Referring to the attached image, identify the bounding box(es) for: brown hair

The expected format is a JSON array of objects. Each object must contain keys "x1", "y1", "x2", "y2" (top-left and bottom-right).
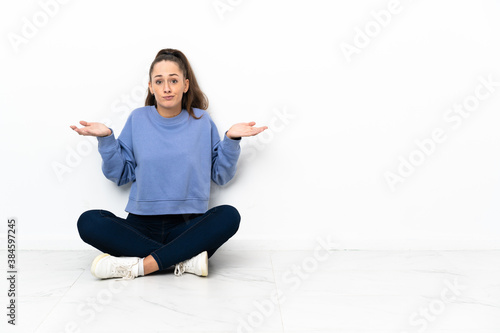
[{"x1": 145, "y1": 49, "x2": 208, "y2": 119}]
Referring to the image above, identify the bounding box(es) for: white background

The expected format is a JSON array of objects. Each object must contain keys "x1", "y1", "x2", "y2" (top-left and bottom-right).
[{"x1": 1, "y1": 0, "x2": 500, "y2": 250}]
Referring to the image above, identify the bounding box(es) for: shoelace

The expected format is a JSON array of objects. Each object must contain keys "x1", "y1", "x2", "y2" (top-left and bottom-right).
[
  {"x1": 112, "y1": 262, "x2": 137, "y2": 280},
  {"x1": 174, "y1": 262, "x2": 186, "y2": 276}
]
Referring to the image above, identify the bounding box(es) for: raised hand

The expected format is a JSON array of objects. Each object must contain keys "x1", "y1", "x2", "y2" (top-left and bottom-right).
[
  {"x1": 226, "y1": 122, "x2": 268, "y2": 140},
  {"x1": 70, "y1": 121, "x2": 112, "y2": 137}
]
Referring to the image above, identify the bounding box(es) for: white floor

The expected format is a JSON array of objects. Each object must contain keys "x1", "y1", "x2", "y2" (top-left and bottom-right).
[{"x1": 1, "y1": 249, "x2": 500, "y2": 333}]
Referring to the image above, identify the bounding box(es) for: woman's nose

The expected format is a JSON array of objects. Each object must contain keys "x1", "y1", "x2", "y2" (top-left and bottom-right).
[{"x1": 163, "y1": 83, "x2": 171, "y2": 93}]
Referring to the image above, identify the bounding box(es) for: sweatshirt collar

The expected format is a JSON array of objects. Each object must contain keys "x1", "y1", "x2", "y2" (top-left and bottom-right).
[{"x1": 150, "y1": 105, "x2": 189, "y2": 126}]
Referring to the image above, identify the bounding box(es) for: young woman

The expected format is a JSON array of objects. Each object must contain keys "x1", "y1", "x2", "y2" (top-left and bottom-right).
[{"x1": 71, "y1": 49, "x2": 267, "y2": 280}]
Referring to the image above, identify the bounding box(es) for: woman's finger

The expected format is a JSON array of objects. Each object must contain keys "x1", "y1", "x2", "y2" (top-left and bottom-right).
[{"x1": 254, "y1": 126, "x2": 268, "y2": 133}]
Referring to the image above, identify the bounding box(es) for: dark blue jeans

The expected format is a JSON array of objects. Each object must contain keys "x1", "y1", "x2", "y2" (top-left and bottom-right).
[{"x1": 77, "y1": 205, "x2": 240, "y2": 271}]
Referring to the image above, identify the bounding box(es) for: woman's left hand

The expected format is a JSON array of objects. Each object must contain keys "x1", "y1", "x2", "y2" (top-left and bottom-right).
[{"x1": 226, "y1": 122, "x2": 268, "y2": 140}]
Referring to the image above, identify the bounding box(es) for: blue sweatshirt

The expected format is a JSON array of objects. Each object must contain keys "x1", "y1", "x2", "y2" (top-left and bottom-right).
[{"x1": 96, "y1": 106, "x2": 241, "y2": 215}]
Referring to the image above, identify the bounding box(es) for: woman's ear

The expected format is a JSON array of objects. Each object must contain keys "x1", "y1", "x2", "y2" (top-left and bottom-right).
[
  {"x1": 184, "y1": 79, "x2": 189, "y2": 93},
  {"x1": 148, "y1": 81, "x2": 154, "y2": 95}
]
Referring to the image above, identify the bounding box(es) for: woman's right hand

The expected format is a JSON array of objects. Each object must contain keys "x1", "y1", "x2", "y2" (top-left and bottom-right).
[{"x1": 70, "y1": 121, "x2": 112, "y2": 137}]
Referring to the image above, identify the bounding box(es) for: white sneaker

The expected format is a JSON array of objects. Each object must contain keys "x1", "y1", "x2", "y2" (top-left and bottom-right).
[
  {"x1": 174, "y1": 251, "x2": 208, "y2": 277},
  {"x1": 91, "y1": 253, "x2": 140, "y2": 280}
]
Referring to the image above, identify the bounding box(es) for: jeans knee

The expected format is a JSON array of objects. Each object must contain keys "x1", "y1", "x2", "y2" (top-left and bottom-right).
[
  {"x1": 219, "y1": 205, "x2": 240, "y2": 235},
  {"x1": 77, "y1": 210, "x2": 99, "y2": 241}
]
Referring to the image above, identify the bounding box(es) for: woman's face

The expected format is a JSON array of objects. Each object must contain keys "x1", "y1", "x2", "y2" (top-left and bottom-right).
[{"x1": 149, "y1": 60, "x2": 189, "y2": 115}]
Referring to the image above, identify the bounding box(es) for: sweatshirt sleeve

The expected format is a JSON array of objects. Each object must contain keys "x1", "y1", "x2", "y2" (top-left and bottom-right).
[
  {"x1": 210, "y1": 120, "x2": 241, "y2": 185},
  {"x1": 96, "y1": 116, "x2": 136, "y2": 186}
]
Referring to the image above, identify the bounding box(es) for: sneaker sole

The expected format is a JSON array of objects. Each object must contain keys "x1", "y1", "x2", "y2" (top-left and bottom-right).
[
  {"x1": 91, "y1": 253, "x2": 110, "y2": 278},
  {"x1": 200, "y1": 251, "x2": 208, "y2": 277}
]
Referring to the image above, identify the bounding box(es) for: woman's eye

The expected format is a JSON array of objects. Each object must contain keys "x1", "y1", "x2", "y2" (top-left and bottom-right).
[
  {"x1": 171, "y1": 80, "x2": 178, "y2": 84},
  {"x1": 155, "y1": 80, "x2": 162, "y2": 85}
]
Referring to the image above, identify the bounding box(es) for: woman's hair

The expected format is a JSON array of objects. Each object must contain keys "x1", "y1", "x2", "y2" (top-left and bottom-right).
[{"x1": 145, "y1": 48, "x2": 208, "y2": 119}]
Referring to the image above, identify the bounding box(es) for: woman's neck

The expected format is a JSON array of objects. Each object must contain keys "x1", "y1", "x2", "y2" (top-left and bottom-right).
[{"x1": 157, "y1": 105, "x2": 182, "y2": 118}]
